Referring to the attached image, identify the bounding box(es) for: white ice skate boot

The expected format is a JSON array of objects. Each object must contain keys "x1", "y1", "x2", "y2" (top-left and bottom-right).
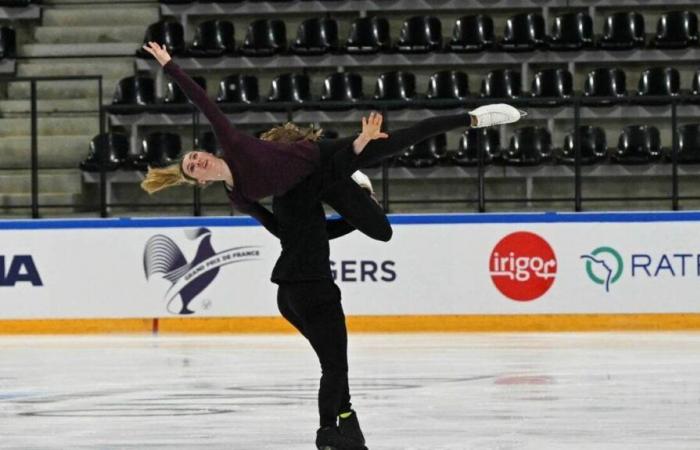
[{"x1": 469, "y1": 103, "x2": 527, "y2": 128}]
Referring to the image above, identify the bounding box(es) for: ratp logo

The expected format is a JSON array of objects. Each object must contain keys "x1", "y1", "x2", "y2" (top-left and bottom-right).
[{"x1": 580, "y1": 246, "x2": 623, "y2": 293}]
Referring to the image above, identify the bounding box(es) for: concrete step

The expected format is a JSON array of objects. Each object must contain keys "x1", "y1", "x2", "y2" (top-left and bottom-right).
[
  {"x1": 0, "y1": 98, "x2": 106, "y2": 114},
  {"x1": 0, "y1": 192, "x2": 81, "y2": 209},
  {"x1": 19, "y1": 43, "x2": 140, "y2": 58},
  {"x1": 34, "y1": 26, "x2": 147, "y2": 45},
  {"x1": 16, "y1": 58, "x2": 133, "y2": 78},
  {"x1": 0, "y1": 169, "x2": 83, "y2": 194},
  {"x1": 42, "y1": 6, "x2": 158, "y2": 27},
  {"x1": 7, "y1": 77, "x2": 121, "y2": 101},
  {"x1": 0, "y1": 135, "x2": 94, "y2": 169},
  {"x1": 0, "y1": 116, "x2": 99, "y2": 137}
]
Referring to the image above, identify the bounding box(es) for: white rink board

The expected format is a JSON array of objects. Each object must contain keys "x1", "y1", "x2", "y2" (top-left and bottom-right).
[{"x1": 1, "y1": 212, "x2": 700, "y2": 319}]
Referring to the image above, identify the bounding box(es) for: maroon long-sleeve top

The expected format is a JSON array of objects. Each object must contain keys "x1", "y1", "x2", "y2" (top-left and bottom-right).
[{"x1": 163, "y1": 61, "x2": 320, "y2": 210}]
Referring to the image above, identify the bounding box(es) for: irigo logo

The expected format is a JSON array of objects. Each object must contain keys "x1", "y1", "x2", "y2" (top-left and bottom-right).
[{"x1": 489, "y1": 231, "x2": 557, "y2": 301}]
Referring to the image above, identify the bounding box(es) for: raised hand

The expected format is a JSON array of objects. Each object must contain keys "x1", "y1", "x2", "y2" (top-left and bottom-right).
[
  {"x1": 141, "y1": 41, "x2": 172, "y2": 66},
  {"x1": 353, "y1": 112, "x2": 389, "y2": 155}
]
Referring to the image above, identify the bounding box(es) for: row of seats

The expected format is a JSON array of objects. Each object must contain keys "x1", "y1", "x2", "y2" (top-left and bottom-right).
[
  {"x1": 0, "y1": 26, "x2": 16, "y2": 60},
  {"x1": 79, "y1": 124, "x2": 700, "y2": 173},
  {"x1": 0, "y1": 1, "x2": 35, "y2": 6},
  {"x1": 111, "y1": 67, "x2": 700, "y2": 113},
  {"x1": 138, "y1": 11, "x2": 700, "y2": 57}
]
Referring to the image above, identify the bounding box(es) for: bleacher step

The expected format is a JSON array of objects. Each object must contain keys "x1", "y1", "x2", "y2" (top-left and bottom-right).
[
  {"x1": 0, "y1": 116, "x2": 98, "y2": 138},
  {"x1": 34, "y1": 26, "x2": 148, "y2": 45},
  {"x1": 42, "y1": 6, "x2": 158, "y2": 27},
  {"x1": 7, "y1": 77, "x2": 122, "y2": 101},
  {"x1": 0, "y1": 169, "x2": 83, "y2": 194},
  {"x1": 0, "y1": 135, "x2": 95, "y2": 169},
  {"x1": 19, "y1": 43, "x2": 140, "y2": 58}
]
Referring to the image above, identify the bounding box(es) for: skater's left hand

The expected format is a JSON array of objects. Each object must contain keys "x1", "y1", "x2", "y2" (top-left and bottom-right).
[
  {"x1": 353, "y1": 112, "x2": 389, "y2": 155},
  {"x1": 142, "y1": 41, "x2": 172, "y2": 66}
]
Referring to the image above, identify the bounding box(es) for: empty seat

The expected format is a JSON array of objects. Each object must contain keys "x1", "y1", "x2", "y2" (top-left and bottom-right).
[
  {"x1": 80, "y1": 133, "x2": 130, "y2": 172},
  {"x1": 599, "y1": 12, "x2": 645, "y2": 50},
  {"x1": 448, "y1": 15, "x2": 495, "y2": 52},
  {"x1": 613, "y1": 125, "x2": 663, "y2": 164},
  {"x1": 556, "y1": 126, "x2": 608, "y2": 165},
  {"x1": 0, "y1": 26, "x2": 16, "y2": 59},
  {"x1": 188, "y1": 19, "x2": 235, "y2": 57},
  {"x1": 547, "y1": 12, "x2": 594, "y2": 50},
  {"x1": 502, "y1": 127, "x2": 552, "y2": 166},
  {"x1": 111, "y1": 76, "x2": 156, "y2": 113},
  {"x1": 675, "y1": 124, "x2": 700, "y2": 163},
  {"x1": 0, "y1": 0, "x2": 32, "y2": 6},
  {"x1": 500, "y1": 12, "x2": 545, "y2": 51},
  {"x1": 481, "y1": 69, "x2": 522, "y2": 99},
  {"x1": 373, "y1": 71, "x2": 418, "y2": 108},
  {"x1": 690, "y1": 70, "x2": 700, "y2": 99},
  {"x1": 426, "y1": 70, "x2": 469, "y2": 107},
  {"x1": 241, "y1": 19, "x2": 286, "y2": 56},
  {"x1": 132, "y1": 132, "x2": 183, "y2": 170},
  {"x1": 345, "y1": 16, "x2": 391, "y2": 54},
  {"x1": 396, "y1": 16, "x2": 442, "y2": 53},
  {"x1": 320, "y1": 72, "x2": 364, "y2": 109},
  {"x1": 637, "y1": 67, "x2": 680, "y2": 103},
  {"x1": 401, "y1": 134, "x2": 447, "y2": 168},
  {"x1": 291, "y1": 17, "x2": 339, "y2": 55},
  {"x1": 136, "y1": 21, "x2": 185, "y2": 57},
  {"x1": 583, "y1": 68, "x2": 627, "y2": 105},
  {"x1": 216, "y1": 74, "x2": 259, "y2": 105},
  {"x1": 531, "y1": 68, "x2": 573, "y2": 104},
  {"x1": 451, "y1": 128, "x2": 500, "y2": 166},
  {"x1": 267, "y1": 73, "x2": 311, "y2": 106},
  {"x1": 198, "y1": 131, "x2": 221, "y2": 156},
  {"x1": 163, "y1": 75, "x2": 206, "y2": 106},
  {"x1": 652, "y1": 11, "x2": 698, "y2": 49}
]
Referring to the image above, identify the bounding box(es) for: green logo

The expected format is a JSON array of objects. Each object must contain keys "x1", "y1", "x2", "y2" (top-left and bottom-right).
[{"x1": 580, "y1": 246, "x2": 623, "y2": 293}]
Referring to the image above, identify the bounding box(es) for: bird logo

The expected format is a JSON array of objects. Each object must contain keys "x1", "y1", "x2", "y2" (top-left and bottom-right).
[
  {"x1": 580, "y1": 246, "x2": 623, "y2": 293},
  {"x1": 143, "y1": 228, "x2": 261, "y2": 314}
]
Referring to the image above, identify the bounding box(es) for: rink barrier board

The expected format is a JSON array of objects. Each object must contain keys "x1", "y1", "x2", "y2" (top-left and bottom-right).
[{"x1": 2, "y1": 314, "x2": 700, "y2": 334}]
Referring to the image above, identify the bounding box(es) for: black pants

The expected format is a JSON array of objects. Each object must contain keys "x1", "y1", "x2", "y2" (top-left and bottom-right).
[{"x1": 277, "y1": 279, "x2": 351, "y2": 428}]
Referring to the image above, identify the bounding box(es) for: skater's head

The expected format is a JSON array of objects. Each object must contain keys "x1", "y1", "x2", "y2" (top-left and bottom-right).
[
  {"x1": 141, "y1": 151, "x2": 225, "y2": 194},
  {"x1": 260, "y1": 122, "x2": 323, "y2": 143}
]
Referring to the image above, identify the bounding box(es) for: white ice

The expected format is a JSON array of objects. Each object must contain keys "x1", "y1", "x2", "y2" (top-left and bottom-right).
[{"x1": 1, "y1": 333, "x2": 700, "y2": 449}]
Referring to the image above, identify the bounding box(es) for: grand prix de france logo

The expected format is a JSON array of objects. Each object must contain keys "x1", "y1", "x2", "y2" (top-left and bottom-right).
[
  {"x1": 489, "y1": 231, "x2": 557, "y2": 302},
  {"x1": 580, "y1": 246, "x2": 623, "y2": 293},
  {"x1": 143, "y1": 227, "x2": 261, "y2": 315}
]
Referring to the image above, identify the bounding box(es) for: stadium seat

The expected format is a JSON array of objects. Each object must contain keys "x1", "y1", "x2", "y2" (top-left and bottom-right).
[
  {"x1": 216, "y1": 74, "x2": 259, "y2": 105},
  {"x1": 425, "y1": 70, "x2": 470, "y2": 108},
  {"x1": 345, "y1": 16, "x2": 391, "y2": 54},
  {"x1": 241, "y1": 19, "x2": 286, "y2": 56},
  {"x1": 136, "y1": 21, "x2": 185, "y2": 57},
  {"x1": 448, "y1": 15, "x2": 494, "y2": 52},
  {"x1": 637, "y1": 67, "x2": 680, "y2": 103},
  {"x1": 133, "y1": 132, "x2": 183, "y2": 170},
  {"x1": 583, "y1": 68, "x2": 627, "y2": 105},
  {"x1": 373, "y1": 71, "x2": 418, "y2": 108},
  {"x1": 111, "y1": 76, "x2": 156, "y2": 113},
  {"x1": 267, "y1": 73, "x2": 311, "y2": 107},
  {"x1": 291, "y1": 17, "x2": 339, "y2": 55},
  {"x1": 451, "y1": 128, "x2": 500, "y2": 166},
  {"x1": 500, "y1": 12, "x2": 545, "y2": 51},
  {"x1": 481, "y1": 69, "x2": 522, "y2": 99},
  {"x1": 556, "y1": 126, "x2": 608, "y2": 165},
  {"x1": 0, "y1": 0, "x2": 32, "y2": 7},
  {"x1": 531, "y1": 68, "x2": 573, "y2": 104},
  {"x1": 652, "y1": 11, "x2": 698, "y2": 49},
  {"x1": 502, "y1": 127, "x2": 552, "y2": 166},
  {"x1": 401, "y1": 134, "x2": 447, "y2": 168},
  {"x1": 547, "y1": 12, "x2": 594, "y2": 50},
  {"x1": 613, "y1": 125, "x2": 663, "y2": 164},
  {"x1": 320, "y1": 72, "x2": 364, "y2": 109},
  {"x1": 198, "y1": 131, "x2": 220, "y2": 156},
  {"x1": 675, "y1": 124, "x2": 700, "y2": 163},
  {"x1": 163, "y1": 75, "x2": 206, "y2": 106},
  {"x1": 0, "y1": 26, "x2": 16, "y2": 59},
  {"x1": 599, "y1": 12, "x2": 645, "y2": 50},
  {"x1": 396, "y1": 16, "x2": 442, "y2": 53},
  {"x1": 188, "y1": 20, "x2": 236, "y2": 57},
  {"x1": 79, "y1": 133, "x2": 130, "y2": 172}
]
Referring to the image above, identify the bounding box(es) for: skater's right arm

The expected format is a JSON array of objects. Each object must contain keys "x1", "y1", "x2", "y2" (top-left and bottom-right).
[{"x1": 238, "y1": 202, "x2": 280, "y2": 238}]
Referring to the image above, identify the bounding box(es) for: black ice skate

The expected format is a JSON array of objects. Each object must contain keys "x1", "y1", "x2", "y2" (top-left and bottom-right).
[
  {"x1": 338, "y1": 410, "x2": 365, "y2": 445},
  {"x1": 316, "y1": 426, "x2": 368, "y2": 450}
]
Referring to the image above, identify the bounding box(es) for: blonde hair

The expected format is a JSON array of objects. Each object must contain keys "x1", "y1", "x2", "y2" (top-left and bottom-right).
[
  {"x1": 141, "y1": 158, "x2": 197, "y2": 195},
  {"x1": 260, "y1": 122, "x2": 323, "y2": 143}
]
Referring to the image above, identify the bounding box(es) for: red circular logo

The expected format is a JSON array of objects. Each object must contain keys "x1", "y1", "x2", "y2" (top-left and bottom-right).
[{"x1": 489, "y1": 231, "x2": 557, "y2": 301}]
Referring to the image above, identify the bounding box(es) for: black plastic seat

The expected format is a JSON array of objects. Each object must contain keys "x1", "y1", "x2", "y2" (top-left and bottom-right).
[
  {"x1": 241, "y1": 19, "x2": 286, "y2": 56},
  {"x1": 291, "y1": 17, "x2": 339, "y2": 55},
  {"x1": 531, "y1": 68, "x2": 573, "y2": 104},
  {"x1": 373, "y1": 71, "x2": 418, "y2": 108},
  {"x1": 396, "y1": 16, "x2": 442, "y2": 53},
  {"x1": 500, "y1": 12, "x2": 545, "y2": 51},
  {"x1": 481, "y1": 69, "x2": 522, "y2": 99},
  {"x1": 599, "y1": 12, "x2": 645, "y2": 50},
  {"x1": 451, "y1": 128, "x2": 500, "y2": 166},
  {"x1": 320, "y1": 72, "x2": 364, "y2": 109},
  {"x1": 426, "y1": 70, "x2": 469, "y2": 108},
  {"x1": 216, "y1": 74, "x2": 259, "y2": 105},
  {"x1": 188, "y1": 19, "x2": 235, "y2": 57},
  {"x1": 613, "y1": 125, "x2": 663, "y2": 164},
  {"x1": 401, "y1": 134, "x2": 447, "y2": 168},
  {"x1": 583, "y1": 68, "x2": 627, "y2": 105},
  {"x1": 502, "y1": 127, "x2": 552, "y2": 166},
  {"x1": 0, "y1": 1, "x2": 32, "y2": 6},
  {"x1": 637, "y1": 67, "x2": 680, "y2": 104},
  {"x1": 652, "y1": 11, "x2": 698, "y2": 49},
  {"x1": 556, "y1": 126, "x2": 607, "y2": 165},
  {"x1": 199, "y1": 131, "x2": 221, "y2": 156},
  {"x1": 80, "y1": 133, "x2": 130, "y2": 172},
  {"x1": 690, "y1": 70, "x2": 700, "y2": 101},
  {"x1": 345, "y1": 16, "x2": 391, "y2": 54},
  {"x1": 162, "y1": 75, "x2": 206, "y2": 110},
  {"x1": 675, "y1": 124, "x2": 700, "y2": 163},
  {"x1": 132, "y1": 132, "x2": 183, "y2": 170},
  {"x1": 267, "y1": 73, "x2": 311, "y2": 108},
  {"x1": 111, "y1": 76, "x2": 156, "y2": 113},
  {"x1": 547, "y1": 12, "x2": 594, "y2": 50},
  {"x1": 0, "y1": 26, "x2": 16, "y2": 59},
  {"x1": 448, "y1": 15, "x2": 494, "y2": 52},
  {"x1": 136, "y1": 21, "x2": 185, "y2": 57}
]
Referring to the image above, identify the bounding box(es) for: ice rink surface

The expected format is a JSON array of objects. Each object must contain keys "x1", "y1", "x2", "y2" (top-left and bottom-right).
[{"x1": 1, "y1": 332, "x2": 700, "y2": 450}]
